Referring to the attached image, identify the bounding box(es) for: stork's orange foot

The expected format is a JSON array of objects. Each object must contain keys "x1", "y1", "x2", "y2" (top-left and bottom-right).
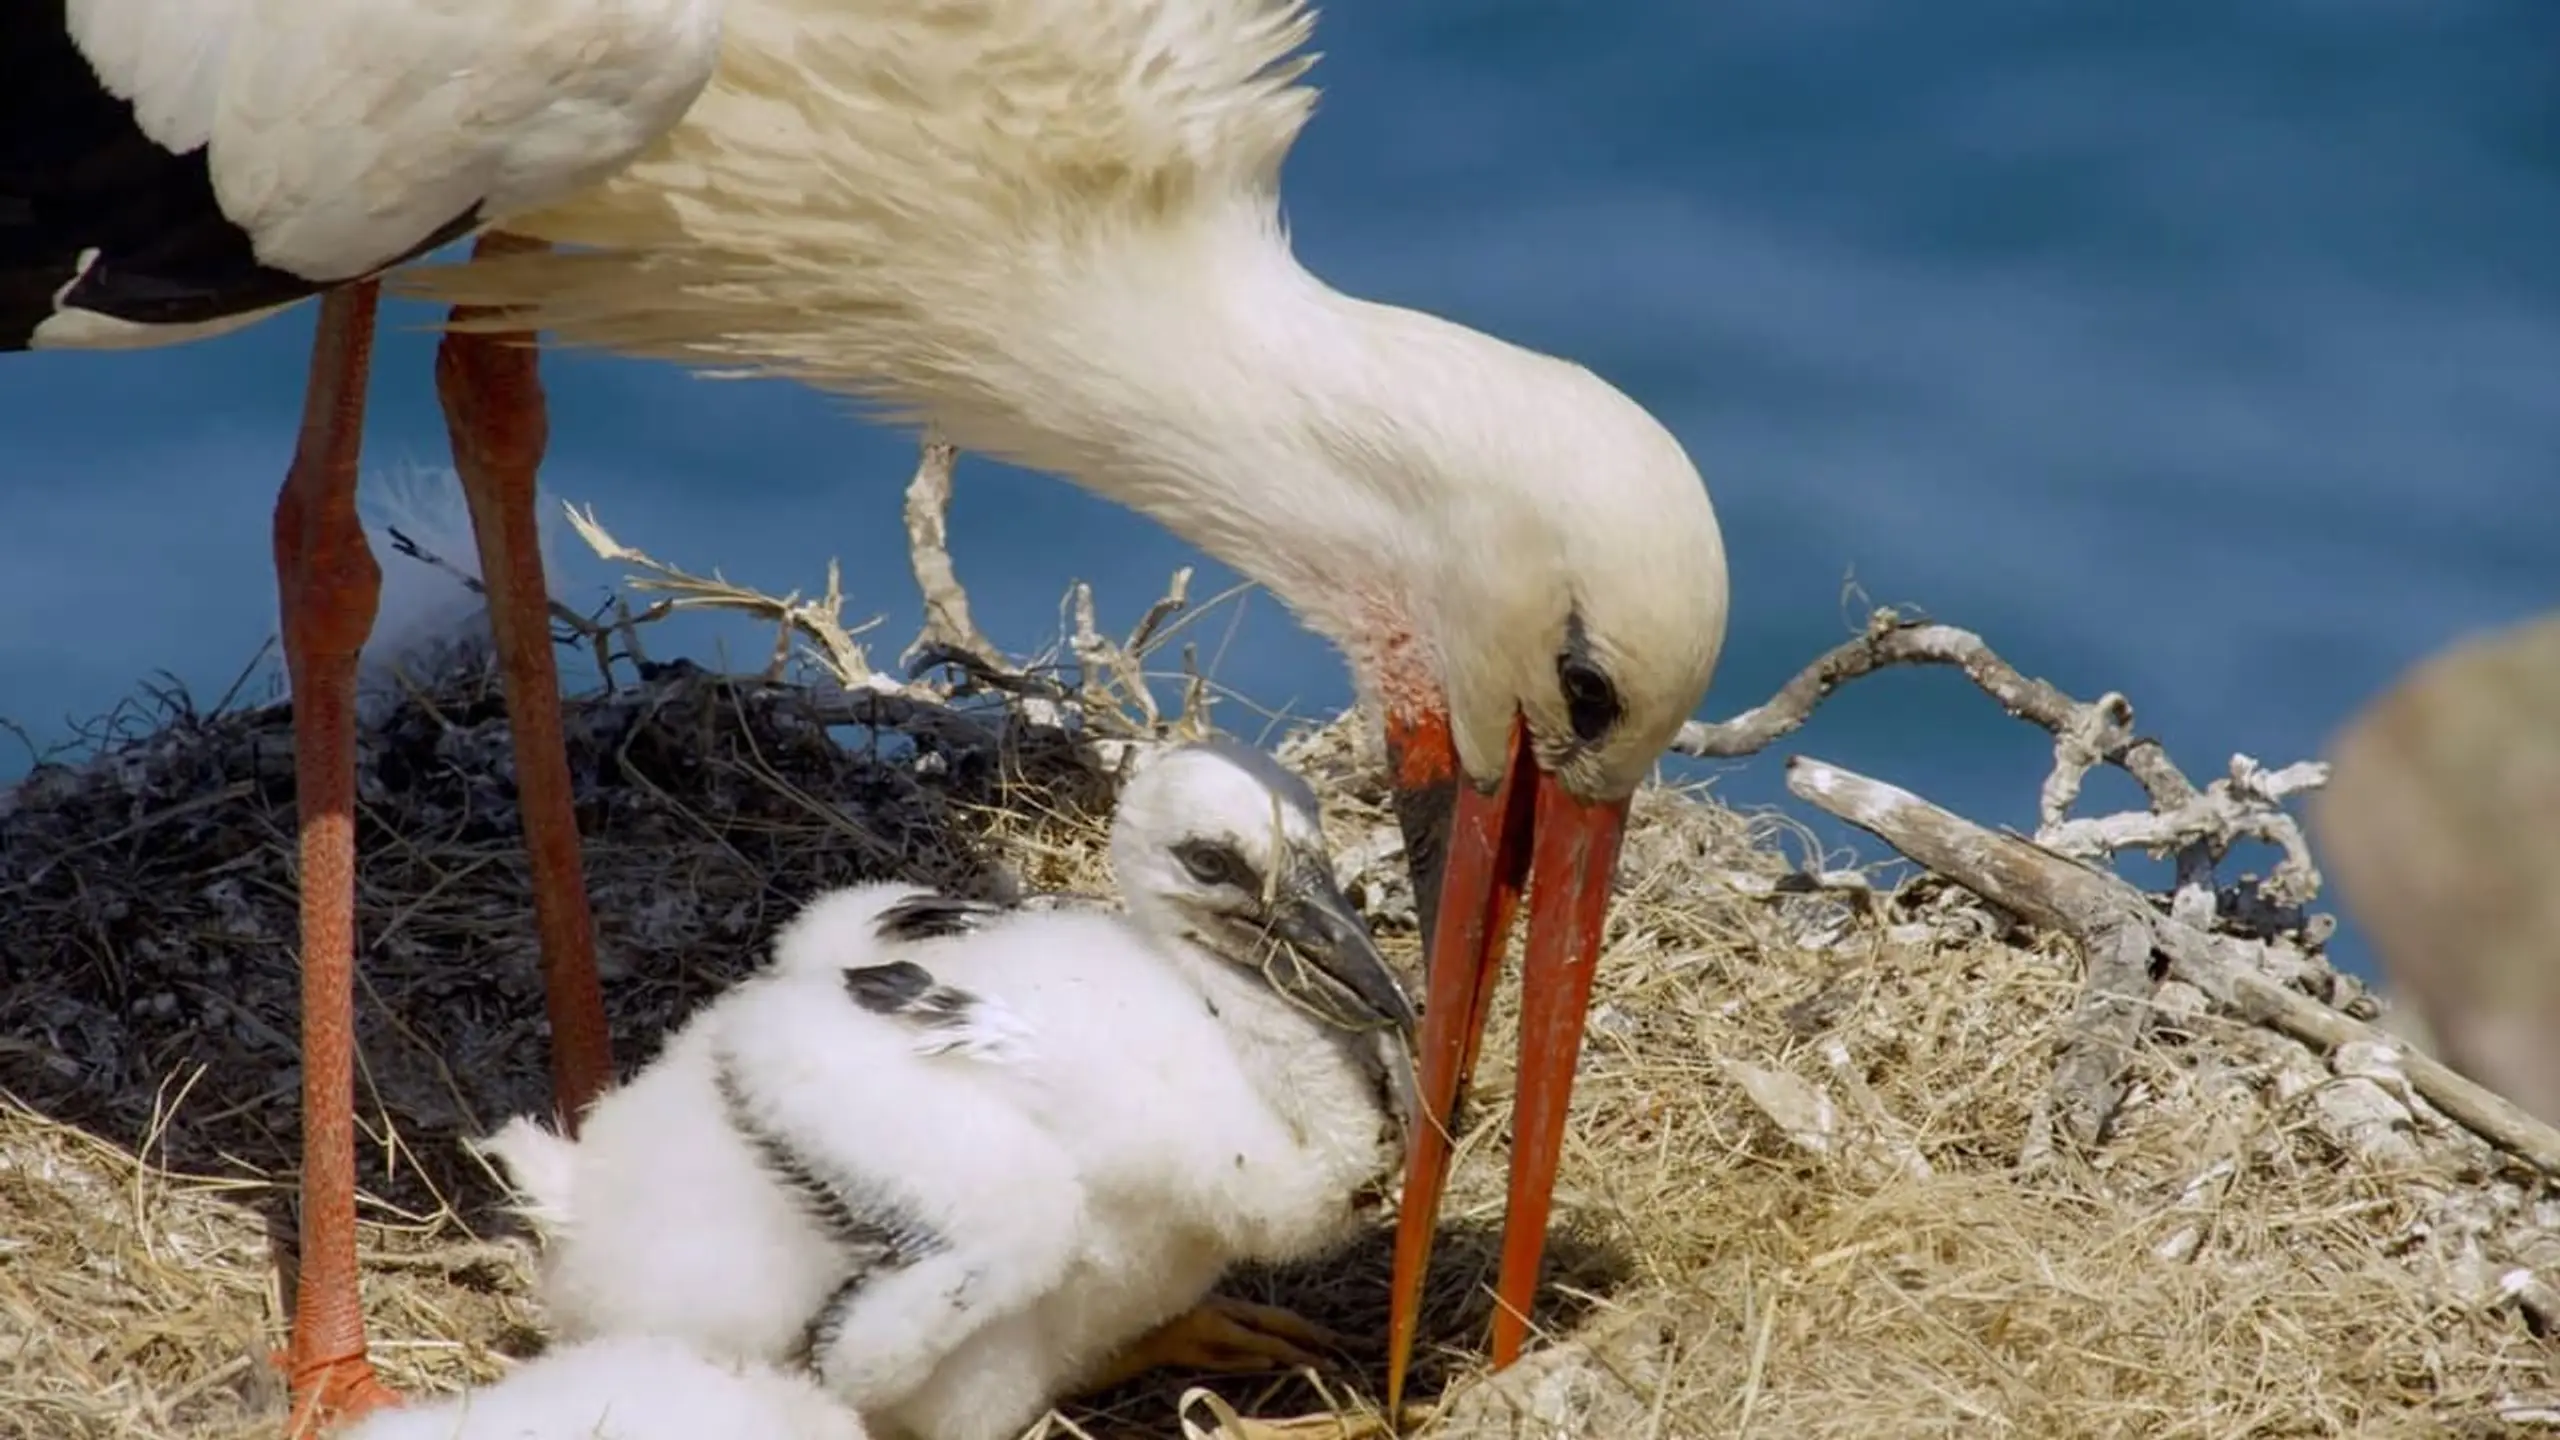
[
  {"x1": 277, "y1": 1346, "x2": 400, "y2": 1438},
  {"x1": 1083, "y1": 1296, "x2": 1345, "y2": 1391}
]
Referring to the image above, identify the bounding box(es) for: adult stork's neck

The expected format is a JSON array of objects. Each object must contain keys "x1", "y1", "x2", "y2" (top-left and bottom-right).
[{"x1": 916, "y1": 209, "x2": 1458, "y2": 722}]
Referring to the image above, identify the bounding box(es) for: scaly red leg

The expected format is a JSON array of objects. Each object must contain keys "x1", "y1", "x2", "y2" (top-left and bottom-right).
[
  {"x1": 274, "y1": 282, "x2": 400, "y2": 1435},
  {"x1": 435, "y1": 232, "x2": 614, "y2": 1131}
]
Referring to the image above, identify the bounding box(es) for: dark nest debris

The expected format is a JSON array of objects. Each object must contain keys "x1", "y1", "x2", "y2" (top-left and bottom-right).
[
  {"x1": 7, "y1": 630, "x2": 2560, "y2": 1439},
  {"x1": 0, "y1": 655, "x2": 1113, "y2": 1223}
]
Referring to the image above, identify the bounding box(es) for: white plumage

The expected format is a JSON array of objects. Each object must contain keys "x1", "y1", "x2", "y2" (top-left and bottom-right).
[
  {"x1": 27, "y1": 0, "x2": 722, "y2": 347},
  {"x1": 405, "y1": 4, "x2": 1733, "y2": 1395},
  {"x1": 333, "y1": 1335, "x2": 869, "y2": 1440},
  {"x1": 75, "y1": 0, "x2": 720, "y2": 270},
  {"x1": 479, "y1": 740, "x2": 1417, "y2": 1440},
  {"x1": 412, "y1": 0, "x2": 1731, "y2": 795},
  {"x1": 19, "y1": 0, "x2": 1738, "y2": 1408}
]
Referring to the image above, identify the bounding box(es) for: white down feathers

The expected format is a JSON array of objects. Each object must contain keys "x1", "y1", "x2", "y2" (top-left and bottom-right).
[{"x1": 334, "y1": 1334, "x2": 869, "y2": 1440}]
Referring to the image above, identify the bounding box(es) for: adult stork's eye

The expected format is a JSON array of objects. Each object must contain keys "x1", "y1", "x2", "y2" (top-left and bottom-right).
[
  {"x1": 1557, "y1": 654, "x2": 1622, "y2": 744},
  {"x1": 1174, "y1": 839, "x2": 1254, "y2": 891}
]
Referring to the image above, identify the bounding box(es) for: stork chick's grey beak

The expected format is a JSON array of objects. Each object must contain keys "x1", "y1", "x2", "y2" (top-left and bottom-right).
[{"x1": 1266, "y1": 858, "x2": 1418, "y2": 1035}]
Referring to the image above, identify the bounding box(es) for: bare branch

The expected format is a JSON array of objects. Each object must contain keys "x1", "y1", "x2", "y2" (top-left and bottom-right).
[
  {"x1": 2039, "y1": 754, "x2": 2330, "y2": 908},
  {"x1": 898, "y1": 432, "x2": 1001, "y2": 668},
  {"x1": 889, "y1": 434, "x2": 1114, "y2": 735},
  {"x1": 1124, "y1": 575, "x2": 1193, "y2": 660},
  {"x1": 1676, "y1": 610, "x2": 2202, "y2": 812},
  {"x1": 1675, "y1": 608, "x2": 2335, "y2": 948},
  {"x1": 1069, "y1": 581, "x2": 1115, "y2": 717},
  {"x1": 1060, "y1": 569, "x2": 1196, "y2": 735},
  {"x1": 2038, "y1": 690, "x2": 2134, "y2": 831},
  {"x1": 562, "y1": 503, "x2": 884, "y2": 689},
  {"x1": 1777, "y1": 752, "x2": 2156, "y2": 1158},
  {"x1": 1785, "y1": 755, "x2": 2560, "y2": 1177},
  {"x1": 553, "y1": 448, "x2": 1200, "y2": 750}
]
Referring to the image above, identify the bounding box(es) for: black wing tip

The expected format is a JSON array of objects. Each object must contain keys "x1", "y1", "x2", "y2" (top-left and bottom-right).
[
  {"x1": 840, "y1": 960, "x2": 979, "y2": 1033},
  {"x1": 0, "y1": 4, "x2": 494, "y2": 353},
  {"x1": 871, "y1": 894, "x2": 1009, "y2": 946}
]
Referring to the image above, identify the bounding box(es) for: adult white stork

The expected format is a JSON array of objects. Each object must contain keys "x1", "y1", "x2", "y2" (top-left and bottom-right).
[
  {"x1": 2, "y1": 0, "x2": 719, "y2": 1430},
  {"x1": 9, "y1": 0, "x2": 1734, "y2": 1428},
  {"x1": 417, "y1": 0, "x2": 1731, "y2": 1407}
]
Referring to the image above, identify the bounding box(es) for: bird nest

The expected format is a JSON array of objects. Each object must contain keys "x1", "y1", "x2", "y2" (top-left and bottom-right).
[{"x1": 5, "y1": 486, "x2": 2558, "y2": 1439}]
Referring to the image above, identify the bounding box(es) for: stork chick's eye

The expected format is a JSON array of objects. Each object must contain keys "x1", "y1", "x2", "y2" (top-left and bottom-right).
[
  {"x1": 1557, "y1": 653, "x2": 1622, "y2": 744},
  {"x1": 1173, "y1": 839, "x2": 1255, "y2": 891}
]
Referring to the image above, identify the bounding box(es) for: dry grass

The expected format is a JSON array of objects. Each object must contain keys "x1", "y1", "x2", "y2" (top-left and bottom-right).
[{"x1": 4, "y1": 647, "x2": 2556, "y2": 1440}]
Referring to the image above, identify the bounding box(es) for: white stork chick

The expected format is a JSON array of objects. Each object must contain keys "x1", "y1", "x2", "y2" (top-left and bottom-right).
[
  {"x1": 333, "y1": 1335, "x2": 869, "y2": 1440},
  {"x1": 478, "y1": 740, "x2": 1418, "y2": 1440}
]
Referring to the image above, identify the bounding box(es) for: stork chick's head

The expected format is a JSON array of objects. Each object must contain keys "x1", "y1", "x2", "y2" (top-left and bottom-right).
[{"x1": 1110, "y1": 740, "x2": 1416, "y2": 1037}]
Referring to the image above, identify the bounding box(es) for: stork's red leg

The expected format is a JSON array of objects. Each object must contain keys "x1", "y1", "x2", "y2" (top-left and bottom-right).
[
  {"x1": 435, "y1": 232, "x2": 614, "y2": 1131},
  {"x1": 274, "y1": 282, "x2": 400, "y2": 1434}
]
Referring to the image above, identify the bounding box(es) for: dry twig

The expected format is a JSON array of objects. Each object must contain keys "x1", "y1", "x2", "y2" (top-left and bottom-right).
[
  {"x1": 562, "y1": 502, "x2": 886, "y2": 687},
  {"x1": 1065, "y1": 571, "x2": 1199, "y2": 734},
  {"x1": 1672, "y1": 608, "x2": 2346, "y2": 1155},
  {"x1": 544, "y1": 441, "x2": 1209, "y2": 754},
  {"x1": 898, "y1": 431, "x2": 1002, "y2": 669},
  {"x1": 1675, "y1": 611, "x2": 2200, "y2": 816},
  {"x1": 1783, "y1": 756, "x2": 2560, "y2": 1176},
  {"x1": 379, "y1": 526, "x2": 602, "y2": 650}
]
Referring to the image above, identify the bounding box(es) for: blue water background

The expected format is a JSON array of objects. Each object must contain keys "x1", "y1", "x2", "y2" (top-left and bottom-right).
[{"x1": 7, "y1": 2, "x2": 2557, "y2": 985}]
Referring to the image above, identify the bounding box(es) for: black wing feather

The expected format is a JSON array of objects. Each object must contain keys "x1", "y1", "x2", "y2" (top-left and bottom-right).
[{"x1": 0, "y1": 1, "x2": 479, "y2": 350}]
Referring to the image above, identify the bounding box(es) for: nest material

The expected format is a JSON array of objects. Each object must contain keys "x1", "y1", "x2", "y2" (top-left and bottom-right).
[{"x1": 4, "y1": 656, "x2": 2557, "y2": 1440}]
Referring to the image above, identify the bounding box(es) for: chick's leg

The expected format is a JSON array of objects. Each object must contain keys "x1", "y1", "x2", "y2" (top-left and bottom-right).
[{"x1": 1079, "y1": 1295, "x2": 1345, "y2": 1391}]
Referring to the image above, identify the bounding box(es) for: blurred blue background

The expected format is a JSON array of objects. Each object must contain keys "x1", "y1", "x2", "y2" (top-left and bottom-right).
[{"x1": 6, "y1": 2, "x2": 2555, "y2": 985}]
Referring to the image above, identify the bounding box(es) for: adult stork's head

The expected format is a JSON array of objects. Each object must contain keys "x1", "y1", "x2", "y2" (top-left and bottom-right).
[{"x1": 1317, "y1": 302, "x2": 1729, "y2": 1416}]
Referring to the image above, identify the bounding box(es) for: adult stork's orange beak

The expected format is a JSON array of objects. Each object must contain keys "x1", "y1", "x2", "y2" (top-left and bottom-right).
[{"x1": 1380, "y1": 708, "x2": 1630, "y2": 1419}]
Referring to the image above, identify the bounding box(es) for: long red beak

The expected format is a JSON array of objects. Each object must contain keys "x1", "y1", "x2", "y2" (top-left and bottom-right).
[{"x1": 1381, "y1": 710, "x2": 1630, "y2": 1419}]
